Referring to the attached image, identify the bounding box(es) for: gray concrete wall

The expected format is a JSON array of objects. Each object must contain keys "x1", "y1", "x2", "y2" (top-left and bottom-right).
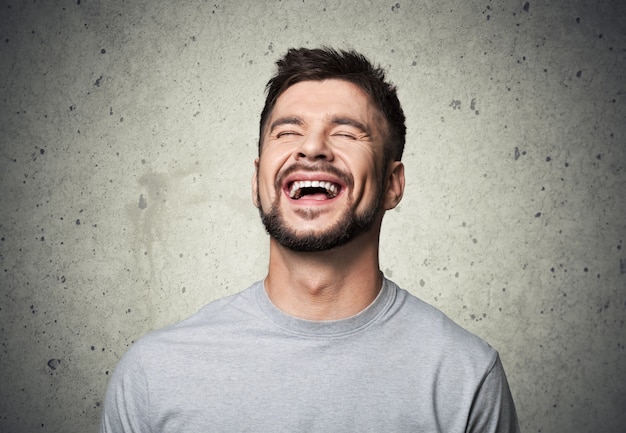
[{"x1": 1, "y1": 1, "x2": 624, "y2": 432}]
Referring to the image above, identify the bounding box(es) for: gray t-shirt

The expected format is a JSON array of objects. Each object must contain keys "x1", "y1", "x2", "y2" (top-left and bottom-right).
[{"x1": 100, "y1": 278, "x2": 519, "y2": 432}]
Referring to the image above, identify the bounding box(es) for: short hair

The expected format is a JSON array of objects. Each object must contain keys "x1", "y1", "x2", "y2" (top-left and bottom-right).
[{"x1": 258, "y1": 47, "x2": 406, "y2": 162}]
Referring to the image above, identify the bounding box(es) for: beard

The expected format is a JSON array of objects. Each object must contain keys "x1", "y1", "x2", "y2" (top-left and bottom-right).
[{"x1": 257, "y1": 166, "x2": 384, "y2": 252}]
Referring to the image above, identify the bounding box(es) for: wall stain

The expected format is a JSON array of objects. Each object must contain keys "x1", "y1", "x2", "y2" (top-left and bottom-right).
[{"x1": 126, "y1": 163, "x2": 206, "y2": 284}]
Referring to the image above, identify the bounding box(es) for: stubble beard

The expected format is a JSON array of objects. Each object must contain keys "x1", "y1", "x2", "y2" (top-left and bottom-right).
[{"x1": 257, "y1": 177, "x2": 384, "y2": 253}]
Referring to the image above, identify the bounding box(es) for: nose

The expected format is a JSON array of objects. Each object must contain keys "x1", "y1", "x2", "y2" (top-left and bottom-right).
[{"x1": 295, "y1": 131, "x2": 334, "y2": 162}]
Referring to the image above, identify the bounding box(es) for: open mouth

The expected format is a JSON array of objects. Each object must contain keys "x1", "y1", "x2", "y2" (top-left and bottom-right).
[{"x1": 288, "y1": 180, "x2": 340, "y2": 200}]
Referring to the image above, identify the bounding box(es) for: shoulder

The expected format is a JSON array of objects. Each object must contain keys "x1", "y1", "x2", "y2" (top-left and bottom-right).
[
  {"x1": 101, "y1": 282, "x2": 265, "y2": 428},
  {"x1": 121, "y1": 281, "x2": 264, "y2": 364},
  {"x1": 385, "y1": 279, "x2": 498, "y2": 370}
]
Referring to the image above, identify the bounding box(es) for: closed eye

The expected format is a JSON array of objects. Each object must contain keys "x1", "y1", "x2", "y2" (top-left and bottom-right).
[
  {"x1": 333, "y1": 132, "x2": 357, "y2": 140},
  {"x1": 276, "y1": 131, "x2": 302, "y2": 138}
]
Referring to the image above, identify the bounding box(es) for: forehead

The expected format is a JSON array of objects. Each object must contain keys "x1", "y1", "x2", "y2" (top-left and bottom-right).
[{"x1": 268, "y1": 79, "x2": 383, "y2": 131}]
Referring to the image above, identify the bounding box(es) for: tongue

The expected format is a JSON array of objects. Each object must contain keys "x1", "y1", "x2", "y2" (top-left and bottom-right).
[{"x1": 301, "y1": 192, "x2": 329, "y2": 201}]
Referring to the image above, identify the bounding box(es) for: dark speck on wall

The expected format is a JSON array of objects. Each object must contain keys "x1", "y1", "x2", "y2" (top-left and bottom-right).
[
  {"x1": 47, "y1": 359, "x2": 61, "y2": 370},
  {"x1": 523, "y1": 2, "x2": 530, "y2": 12},
  {"x1": 470, "y1": 98, "x2": 479, "y2": 115}
]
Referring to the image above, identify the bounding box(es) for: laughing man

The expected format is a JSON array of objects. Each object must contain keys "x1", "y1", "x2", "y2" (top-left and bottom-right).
[{"x1": 101, "y1": 47, "x2": 520, "y2": 433}]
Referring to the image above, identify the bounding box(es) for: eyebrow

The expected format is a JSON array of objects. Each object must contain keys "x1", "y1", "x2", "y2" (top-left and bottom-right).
[
  {"x1": 268, "y1": 115, "x2": 371, "y2": 136},
  {"x1": 330, "y1": 116, "x2": 371, "y2": 136},
  {"x1": 268, "y1": 116, "x2": 304, "y2": 134}
]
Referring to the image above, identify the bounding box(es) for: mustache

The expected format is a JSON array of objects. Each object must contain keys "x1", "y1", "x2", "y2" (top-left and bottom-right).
[{"x1": 275, "y1": 162, "x2": 354, "y2": 190}]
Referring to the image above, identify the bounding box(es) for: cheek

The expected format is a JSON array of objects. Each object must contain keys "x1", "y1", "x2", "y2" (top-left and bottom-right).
[
  {"x1": 257, "y1": 145, "x2": 292, "y2": 184},
  {"x1": 256, "y1": 161, "x2": 280, "y2": 205},
  {"x1": 346, "y1": 159, "x2": 382, "y2": 208},
  {"x1": 345, "y1": 149, "x2": 380, "y2": 185}
]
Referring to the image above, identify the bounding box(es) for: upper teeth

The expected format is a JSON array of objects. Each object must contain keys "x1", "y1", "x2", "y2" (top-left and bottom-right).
[{"x1": 289, "y1": 180, "x2": 338, "y2": 199}]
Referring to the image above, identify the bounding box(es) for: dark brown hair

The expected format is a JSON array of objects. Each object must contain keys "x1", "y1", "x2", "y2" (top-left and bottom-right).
[{"x1": 258, "y1": 47, "x2": 406, "y2": 162}]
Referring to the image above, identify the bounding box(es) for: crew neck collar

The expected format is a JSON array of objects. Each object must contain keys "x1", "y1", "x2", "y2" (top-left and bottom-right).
[{"x1": 255, "y1": 277, "x2": 395, "y2": 338}]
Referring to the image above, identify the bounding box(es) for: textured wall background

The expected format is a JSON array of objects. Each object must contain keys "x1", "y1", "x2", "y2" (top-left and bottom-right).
[{"x1": 1, "y1": 1, "x2": 624, "y2": 432}]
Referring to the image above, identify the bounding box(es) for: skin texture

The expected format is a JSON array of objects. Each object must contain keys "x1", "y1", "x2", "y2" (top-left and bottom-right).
[{"x1": 252, "y1": 79, "x2": 405, "y2": 320}]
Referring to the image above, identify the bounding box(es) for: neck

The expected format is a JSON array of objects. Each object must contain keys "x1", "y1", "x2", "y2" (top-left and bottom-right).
[{"x1": 264, "y1": 227, "x2": 383, "y2": 321}]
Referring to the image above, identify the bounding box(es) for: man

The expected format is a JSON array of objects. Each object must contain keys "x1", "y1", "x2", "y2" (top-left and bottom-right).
[{"x1": 100, "y1": 47, "x2": 520, "y2": 432}]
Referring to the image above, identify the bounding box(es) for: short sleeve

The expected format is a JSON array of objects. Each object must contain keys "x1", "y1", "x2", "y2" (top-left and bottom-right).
[
  {"x1": 467, "y1": 354, "x2": 520, "y2": 433},
  {"x1": 100, "y1": 342, "x2": 152, "y2": 433}
]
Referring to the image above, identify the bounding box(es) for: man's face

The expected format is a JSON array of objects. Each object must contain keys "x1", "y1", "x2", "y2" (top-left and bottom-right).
[{"x1": 253, "y1": 79, "x2": 388, "y2": 252}]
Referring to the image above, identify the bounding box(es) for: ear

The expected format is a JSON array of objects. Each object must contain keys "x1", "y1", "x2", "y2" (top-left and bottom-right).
[
  {"x1": 383, "y1": 161, "x2": 405, "y2": 211},
  {"x1": 252, "y1": 158, "x2": 260, "y2": 208}
]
